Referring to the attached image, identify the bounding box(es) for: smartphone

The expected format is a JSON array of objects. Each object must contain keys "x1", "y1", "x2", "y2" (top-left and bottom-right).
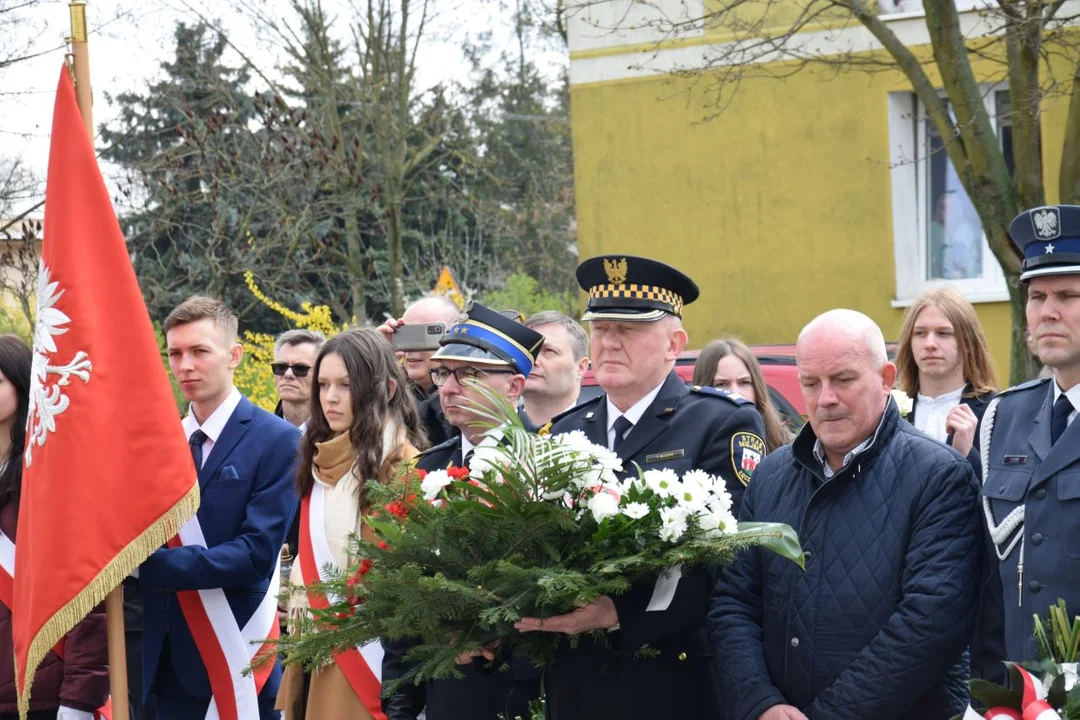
[{"x1": 391, "y1": 322, "x2": 446, "y2": 352}]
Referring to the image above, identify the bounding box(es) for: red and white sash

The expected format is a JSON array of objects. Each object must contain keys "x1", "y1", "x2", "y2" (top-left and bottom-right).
[
  {"x1": 298, "y1": 481, "x2": 386, "y2": 720},
  {"x1": 167, "y1": 515, "x2": 280, "y2": 720},
  {"x1": 0, "y1": 530, "x2": 111, "y2": 720}
]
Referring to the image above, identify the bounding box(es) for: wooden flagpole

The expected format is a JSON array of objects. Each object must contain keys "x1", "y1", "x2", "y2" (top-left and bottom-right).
[{"x1": 67, "y1": 3, "x2": 132, "y2": 718}]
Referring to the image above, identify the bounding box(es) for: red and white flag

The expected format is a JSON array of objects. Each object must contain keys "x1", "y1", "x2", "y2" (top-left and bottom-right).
[{"x1": 12, "y1": 66, "x2": 199, "y2": 714}]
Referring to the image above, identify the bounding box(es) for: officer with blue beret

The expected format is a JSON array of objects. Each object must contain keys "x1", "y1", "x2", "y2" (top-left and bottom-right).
[
  {"x1": 979, "y1": 205, "x2": 1080, "y2": 672},
  {"x1": 513, "y1": 255, "x2": 767, "y2": 719},
  {"x1": 381, "y1": 302, "x2": 543, "y2": 720}
]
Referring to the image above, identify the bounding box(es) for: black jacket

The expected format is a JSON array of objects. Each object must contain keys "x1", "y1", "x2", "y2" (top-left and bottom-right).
[
  {"x1": 710, "y1": 400, "x2": 982, "y2": 720},
  {"x1": 544, "y1": 371, "x2": 767, "y2": 720}
]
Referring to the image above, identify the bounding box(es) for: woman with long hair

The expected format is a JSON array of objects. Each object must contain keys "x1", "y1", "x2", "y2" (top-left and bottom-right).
[
  {"x1": 692, "y1": 338, "x2": 794, "y2": 452},
  {"x1": 277, "y1": 328, "x2": 426, "y2": 720},
  {"x1": 0, "y1": 335, "x2": 108, "y2": 719}
]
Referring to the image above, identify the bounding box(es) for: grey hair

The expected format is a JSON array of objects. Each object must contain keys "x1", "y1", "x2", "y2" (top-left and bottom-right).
[
  {"x1": 525, "y1": 311, "x2": 589, "y2": 361},
  {"x1": 274, "y1": 328, "x2": 326, "y2": 355},
  {"x1": 798, "y1": 309, "x2": 887, "y2": 367}
]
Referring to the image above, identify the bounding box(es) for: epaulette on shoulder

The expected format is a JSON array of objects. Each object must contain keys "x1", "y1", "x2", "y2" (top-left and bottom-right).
[
  {"x1": 416, "y1": 436, "x2": 459, "y2": 458},
  {"x1": 997, "y1": 376, "x2": 1052, "y2": 398},
  {"x1": 551, "y1": 394, "x2": 603, "y2": 424},
  {"x1": 689, "y1": 384, "x2": 753, "y2": 406}
]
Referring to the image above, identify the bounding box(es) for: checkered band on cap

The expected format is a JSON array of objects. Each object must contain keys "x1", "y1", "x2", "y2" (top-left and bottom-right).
[{"x1": 588, "y1": 283, "x2": 684, "y2": 314}]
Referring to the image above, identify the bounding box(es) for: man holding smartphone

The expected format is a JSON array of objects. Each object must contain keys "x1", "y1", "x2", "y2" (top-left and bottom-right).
[{"x1": 378, "y1": 296, "x2": 462, "y2": 443}]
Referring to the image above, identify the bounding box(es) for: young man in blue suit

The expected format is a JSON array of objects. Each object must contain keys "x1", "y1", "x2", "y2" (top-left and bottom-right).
[{"x1": 138, "y1": 296, "x2": 299, "y2": 719}]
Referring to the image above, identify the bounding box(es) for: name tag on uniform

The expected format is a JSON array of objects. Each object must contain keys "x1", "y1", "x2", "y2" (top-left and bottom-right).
[
  {"x1": 1004, "y1": 455, "x2": 1028, "y2": 465},
  {"x1": 646, "y1": 449, "x2": 685, "y2": 463}
]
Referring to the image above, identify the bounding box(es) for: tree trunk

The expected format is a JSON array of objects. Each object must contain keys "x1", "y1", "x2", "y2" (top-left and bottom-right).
[
  {"x1": 1061, "y1": 59, "x2": 1080, "y2": 205},
  {"x1": 1006, "y1": 272, "x2": 1039, "y2": 383}
]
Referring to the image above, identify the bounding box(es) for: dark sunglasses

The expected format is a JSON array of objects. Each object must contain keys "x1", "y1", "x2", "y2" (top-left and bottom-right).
[{"x1": 270, "y1": 362, "x2": 312, "y2": 378}]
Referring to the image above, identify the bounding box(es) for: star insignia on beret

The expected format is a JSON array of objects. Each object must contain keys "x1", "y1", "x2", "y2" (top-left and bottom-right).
[{"x1": 1046, "y1": 243, "x2": 1055, "y2": 254}]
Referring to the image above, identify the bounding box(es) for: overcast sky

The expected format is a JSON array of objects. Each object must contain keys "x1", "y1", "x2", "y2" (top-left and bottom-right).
[{"x1": 1, "y1": 0, "x2": 565, "y2": 217}]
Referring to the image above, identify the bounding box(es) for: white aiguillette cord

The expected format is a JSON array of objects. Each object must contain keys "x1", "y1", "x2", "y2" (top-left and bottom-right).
[{"x1": 980, "y1": 397, "x2": 1026, "y2": 606}]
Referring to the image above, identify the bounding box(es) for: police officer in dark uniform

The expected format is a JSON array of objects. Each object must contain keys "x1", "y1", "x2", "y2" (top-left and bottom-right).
[
  {"x1": 382, "y1": 302, "x2": 544, "y2": 720},
  {"x1": 513, "y1": 255, "x2": 768, "y2": 720},
  {"x1": 979, "y1": 205, "x2": 1080, "y2": 670}
]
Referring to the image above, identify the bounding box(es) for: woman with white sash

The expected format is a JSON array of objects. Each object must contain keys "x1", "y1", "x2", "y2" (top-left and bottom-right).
[
  {"x1": 276, "y1": 329, "x2": 425, "y2": 720},
  {"x1": 0, "y1": 335, "x2": 109, "y2": 720}
]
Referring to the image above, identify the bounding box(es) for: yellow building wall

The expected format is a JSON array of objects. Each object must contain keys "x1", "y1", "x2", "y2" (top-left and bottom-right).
[{"x1": 570, "y1": 46, "x2": 1077, "y2": 383}]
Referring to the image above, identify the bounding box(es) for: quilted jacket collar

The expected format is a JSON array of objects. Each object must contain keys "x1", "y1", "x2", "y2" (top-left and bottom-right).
[{"x1": 792, "y1": 397, "x2": 901, "y2": 481}]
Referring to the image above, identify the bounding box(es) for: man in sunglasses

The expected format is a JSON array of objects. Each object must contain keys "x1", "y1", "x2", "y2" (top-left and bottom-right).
[
  {"x1": 270, "y1": 329, "x2": 325, "y2": 432},
  {"x1": 382, "y1": 301, "x2": 544, "y2": 720}
]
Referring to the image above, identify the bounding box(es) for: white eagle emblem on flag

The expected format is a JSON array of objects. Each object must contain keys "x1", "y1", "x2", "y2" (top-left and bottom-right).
[
  {"x1": 1032, "y1": 208, "x2": 1060, "y2": 240},
  {"x1": 25, "y1": 260, "x2": 92, "y2": 466}
]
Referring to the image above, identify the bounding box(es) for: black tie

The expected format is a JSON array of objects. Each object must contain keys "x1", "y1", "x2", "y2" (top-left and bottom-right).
[
  {"x1": 612, "y1": 416, "x2": 633, "y2": 453},
  {"x1": 1051, "y1": 394, "x2": 1074, "y2": 446},
  {"x1": 463, "y1": 449, "x2": 475, "y2": 469},
  {"x1": 189, "y1": 429, "x2": 208, "y2": 472}
]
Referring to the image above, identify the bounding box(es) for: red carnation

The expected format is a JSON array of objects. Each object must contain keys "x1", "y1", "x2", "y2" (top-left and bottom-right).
[
  {"x1": 385, "y1": 500, "x2": 410, "y2": 519},
  {"x1": 447, "y1": 466, "x2": 471, "y2": 480}
]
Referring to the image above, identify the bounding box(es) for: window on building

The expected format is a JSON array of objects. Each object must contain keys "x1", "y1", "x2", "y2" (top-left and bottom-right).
[{"x1": 888, "y1": 87, "x2": 1014, "y2": 305}]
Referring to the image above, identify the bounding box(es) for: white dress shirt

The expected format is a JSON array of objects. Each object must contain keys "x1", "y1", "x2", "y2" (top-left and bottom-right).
[
  {"x1": 1053, "y1": 381, "x2": 1080, "y2": 428},
  {"x1": 181, "y1": 387, "x2": 243, "y2": 469},
  {"x1": 606, "y1": 381, "x2": 665, "y2": 452},
  {"x1": 913, "y1": 386, "x2": 965, "y2": 444}
]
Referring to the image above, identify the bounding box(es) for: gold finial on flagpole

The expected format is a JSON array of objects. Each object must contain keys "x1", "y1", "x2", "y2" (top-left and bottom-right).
[{"x1": 67, "y1": 0, "x2": 93, "y2": 138}]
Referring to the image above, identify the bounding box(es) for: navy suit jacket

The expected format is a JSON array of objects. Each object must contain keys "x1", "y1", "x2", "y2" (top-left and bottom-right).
[{"x1": 138, "y1": 396, "x2": 300, "y2": 701}]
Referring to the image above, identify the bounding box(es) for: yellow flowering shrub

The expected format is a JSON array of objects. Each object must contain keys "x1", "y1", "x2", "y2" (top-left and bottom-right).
[{"x1": 234, "y1": 271, "x2": 347, "y2": 411}]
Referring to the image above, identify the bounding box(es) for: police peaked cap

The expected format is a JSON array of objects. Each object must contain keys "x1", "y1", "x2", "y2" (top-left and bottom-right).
[
  {"x1": 576, "y1": 254, "x2": 700, "y2": 322},
  {"x1": 1010, "y1": 205, "x2": 1080, "y2": 282},
  {"x1": 431, "y1": 302, "x2": 545, "y2": 377}
]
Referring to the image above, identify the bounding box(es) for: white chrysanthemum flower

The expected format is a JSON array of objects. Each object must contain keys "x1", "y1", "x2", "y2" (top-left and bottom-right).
[
  {"x1": 555, "y1": 431, "x2": 623, "y2": 473},
  {"x1": 622, "y1": 502, "x2": 650, "y2": 520},
  {"x1": 421, "y1": 469, "x2": 453, "y2": 501},
  {"x1": 710, "y1": 483, "x2": 734, "y2": 516},
  {"x1": 643, "y1": 468, "x2": 679, "y2": 498},
  {"x1": 659, "y1": 506, "x2": 689, "y2": 542},
  {"x1": 700, "y1": 508, "x2": 738, "y2": 538},
  {"x1": 673, "y1": 478, "x2": 710, "y2": 511},
  {"x1": 588, "y1": 492, "x2": 621, "y2": 522}
]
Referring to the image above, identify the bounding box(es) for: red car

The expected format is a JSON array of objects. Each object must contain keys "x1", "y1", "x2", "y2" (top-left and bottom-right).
[{"x1": 579, "y1": 344, "x2": 806, "y2": 430}]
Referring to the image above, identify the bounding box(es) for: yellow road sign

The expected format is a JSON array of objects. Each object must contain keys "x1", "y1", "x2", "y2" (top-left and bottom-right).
[{"x1": 433, "y1": 266, "x2": 465, "y2": 309}]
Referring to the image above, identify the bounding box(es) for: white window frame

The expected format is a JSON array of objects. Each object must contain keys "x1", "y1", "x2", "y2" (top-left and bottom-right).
[{"x1": 888, "y1": 85, "x2": 1011, "y2": 307}]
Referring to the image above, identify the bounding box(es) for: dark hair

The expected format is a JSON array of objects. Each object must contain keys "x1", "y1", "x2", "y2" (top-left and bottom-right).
[
  {"x1": 0, "y1": 335, "x2": 32, "y2": 505},
  {"x1": 692, "y1": 338, "x2": 793, "y2": 452},
  {"x1": 297, "y1": 328, "x2": 427, "y2": 497}
]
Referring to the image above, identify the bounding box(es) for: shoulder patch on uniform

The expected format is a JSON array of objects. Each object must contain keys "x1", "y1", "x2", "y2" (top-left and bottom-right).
[
  {"x1": 690, "y1": 385, "x2": 753, "y2": 406},
  {"x1": 998, "y1": 376, "x2": 1051, "y2": 397},
  {"x1": 731, "y1": 431, "x2": 766, "y2": 486},
  {"x1": 416, "y1": 436, "x2": 459, "y2": 458}
]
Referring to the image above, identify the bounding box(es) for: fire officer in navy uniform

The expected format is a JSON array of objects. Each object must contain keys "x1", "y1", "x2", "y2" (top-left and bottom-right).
[
  {"x1": 513, "y1": 255, "x2": 768, "y2": 719},
  {"x1": 979, "y1": 205, "x2": 1080, "y2": 673},
  {"x1": 382, "y1": 302, "x2": 544, "y2": 719}
]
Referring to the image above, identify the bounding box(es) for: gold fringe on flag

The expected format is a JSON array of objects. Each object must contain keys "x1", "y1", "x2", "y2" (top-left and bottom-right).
[{"x1": 17, "y1": 482, "x2": 201, "y2": 717}]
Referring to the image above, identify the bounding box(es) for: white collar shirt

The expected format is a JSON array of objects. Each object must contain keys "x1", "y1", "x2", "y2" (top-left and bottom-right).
[
  {"x1": 913, "y1": 386, "x2": 966, "y2": 443},
  {"x1": 1053, "y1": 380, "x2": 1080, "y2": 428},
  {"x1": 460, "y1": 427, "x2": 502, "y2": 467},
  {"x1": 181, "y1": 387, "x2": 243, "y2": 469},
  {"x1": 606, "y1": 380, "x2": 665, "y2": 452}
]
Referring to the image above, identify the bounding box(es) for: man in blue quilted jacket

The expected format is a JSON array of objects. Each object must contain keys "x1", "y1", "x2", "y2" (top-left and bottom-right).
[{"x1": 708, "y1": 309, "x2": 983, "y2": 720}]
